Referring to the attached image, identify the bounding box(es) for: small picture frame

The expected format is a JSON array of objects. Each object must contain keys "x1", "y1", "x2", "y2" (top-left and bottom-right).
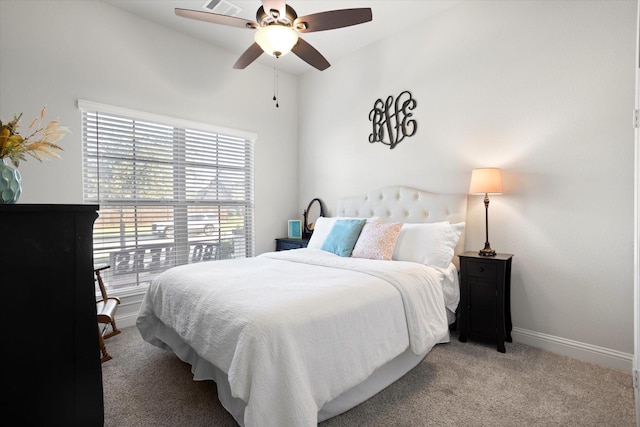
[{"x1": 288, "y1": 220, "x2": 302, "y2": 239}]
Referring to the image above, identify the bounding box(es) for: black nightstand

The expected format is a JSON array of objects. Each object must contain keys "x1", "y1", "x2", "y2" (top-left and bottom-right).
[
  {"x1": 458, "y1": 251, "x2": 513, "y2": 353},
  {"x1": 275, "y1": 237, "x2": 309, "y2": 251}
]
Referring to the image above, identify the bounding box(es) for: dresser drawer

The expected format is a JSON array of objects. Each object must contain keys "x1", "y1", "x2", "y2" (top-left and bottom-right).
[{"x1": 465, "y1": 260, "x2": 497, "y2": 279}]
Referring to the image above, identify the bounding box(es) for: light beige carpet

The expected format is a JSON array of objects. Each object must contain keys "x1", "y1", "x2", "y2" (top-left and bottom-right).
[{"x1": 102, "y1": 327, "x2": 635, "y2": 426}]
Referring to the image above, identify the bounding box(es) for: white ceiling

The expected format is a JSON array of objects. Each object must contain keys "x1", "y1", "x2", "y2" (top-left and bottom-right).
[{"x1": 102, "y1": 0, "x2": 461, "y2": 75}]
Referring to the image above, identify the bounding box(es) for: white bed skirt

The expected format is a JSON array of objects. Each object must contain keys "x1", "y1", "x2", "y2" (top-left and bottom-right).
[{"x1": 145, "y1": 313, "x2": 454, "y2": 426}]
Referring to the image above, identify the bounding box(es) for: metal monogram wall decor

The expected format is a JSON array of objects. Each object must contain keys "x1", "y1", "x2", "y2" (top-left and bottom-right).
[{"x1": 368, "y1": 90, "x2": 417, "y2": 149}]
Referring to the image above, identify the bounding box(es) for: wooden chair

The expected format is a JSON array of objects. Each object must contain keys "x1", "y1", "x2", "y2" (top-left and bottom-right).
[{"x1": 95, "y1": 265, "x2": 121, "y2": 363}]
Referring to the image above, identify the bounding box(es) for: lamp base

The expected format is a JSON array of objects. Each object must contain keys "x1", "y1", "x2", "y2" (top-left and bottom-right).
[
  {"x1": 478, "y1": 249, "x2": 496, "y2": 257},
  {"x1": 478, "y1": 243, "x2": 496, "y2": 257}
]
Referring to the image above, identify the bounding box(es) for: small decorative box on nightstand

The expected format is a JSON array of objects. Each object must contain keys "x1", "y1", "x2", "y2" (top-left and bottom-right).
[
  {"x1": 458, "y1": 251, "x2": 514, "y2": 353},
  {"x1": 275, "y1": 237, "x2": 309, "y2": 251}
]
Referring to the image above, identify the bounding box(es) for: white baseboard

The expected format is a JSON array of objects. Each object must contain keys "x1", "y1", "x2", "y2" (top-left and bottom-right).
[
  {"x1": 512, "y1": 327, "x2": 633, "y2": 373},
  {"x1": 117, "y1": 312, "x2": 139, "y2": 330}
]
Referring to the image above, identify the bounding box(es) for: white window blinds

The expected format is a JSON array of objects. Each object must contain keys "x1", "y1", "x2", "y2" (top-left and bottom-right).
[{"x1": 79, "y1": 100, "x2": 255, "y2": 292}]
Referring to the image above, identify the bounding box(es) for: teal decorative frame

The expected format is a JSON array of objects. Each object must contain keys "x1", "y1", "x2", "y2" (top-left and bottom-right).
[{"x1": 288, "y1": 220, "x2": 302, "y2": 239}]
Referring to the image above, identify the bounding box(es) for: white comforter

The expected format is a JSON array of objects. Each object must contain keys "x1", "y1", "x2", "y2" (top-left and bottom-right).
[{"x1": 137, "y1": 248, "x2": 451, "y2": 427}]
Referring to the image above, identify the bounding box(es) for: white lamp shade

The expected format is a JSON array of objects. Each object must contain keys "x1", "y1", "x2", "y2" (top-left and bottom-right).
[
  {"x1": 469, "y1": 168, "x2": 503, "y2": 194},
  {"x1": 254, "y1": 25, "x2": 299, "y2": 57}
]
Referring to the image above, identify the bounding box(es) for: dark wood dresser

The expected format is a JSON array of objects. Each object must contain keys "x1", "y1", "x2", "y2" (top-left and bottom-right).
[{"x1": 0, "y1": 204, "x2": 103, "y2": 426}]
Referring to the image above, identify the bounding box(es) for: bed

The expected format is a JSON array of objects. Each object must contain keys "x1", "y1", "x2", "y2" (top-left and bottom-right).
[{"x1": 137, "y1": 186, "x2": 467, "y2": 426}]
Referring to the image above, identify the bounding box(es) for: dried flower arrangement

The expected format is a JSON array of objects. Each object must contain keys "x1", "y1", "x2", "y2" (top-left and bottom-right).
[{"x1": 0, "y1": 106, "x2": 69, "y2": 167}]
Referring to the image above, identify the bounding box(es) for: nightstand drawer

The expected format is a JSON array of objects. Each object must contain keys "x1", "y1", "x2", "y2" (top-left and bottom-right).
[
  {"x1": 275, "y1": 238, "x2": 309, "y2": 251},
  {"x1": 279, "y1": 241, "x2": 304, "y2": 250},
  {"x1": 465, "y1": 260, "x2": 497, "y2": 279}
]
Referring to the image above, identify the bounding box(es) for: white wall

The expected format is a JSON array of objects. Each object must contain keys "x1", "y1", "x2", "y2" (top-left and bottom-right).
[
  {"x1": 0, "y1": 0, "x2": 300, "y2": 256},
  {"x1": 299, "y1": 1, "x2": 637, "y2": 369}
]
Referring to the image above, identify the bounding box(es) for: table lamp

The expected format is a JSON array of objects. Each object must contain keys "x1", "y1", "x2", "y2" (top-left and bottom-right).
[{"x1": 469, "y1": 168, "x2": 503, "y2": 257}]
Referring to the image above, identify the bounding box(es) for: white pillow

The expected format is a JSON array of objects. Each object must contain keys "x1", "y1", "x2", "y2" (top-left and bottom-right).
[
  {"x1": 307, "y1": 216, "x2": 379, "y2": 249},
  {"x1": 392, "y1": 222, "x2": 465, "y2": 268}
]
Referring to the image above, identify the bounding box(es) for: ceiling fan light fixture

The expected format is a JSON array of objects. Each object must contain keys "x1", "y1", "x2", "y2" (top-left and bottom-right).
[
  {"x1": 176, "y1": 3, "x2": 372, "y2": 71},
  {"x1": 254, "y1": 25, "x2": 298, "y2": 58}
]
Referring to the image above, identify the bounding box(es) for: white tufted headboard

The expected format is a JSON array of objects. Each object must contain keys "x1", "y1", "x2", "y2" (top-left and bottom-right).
[{"x1": 336, "y1": 186, "x2": 467, "y2": 269}]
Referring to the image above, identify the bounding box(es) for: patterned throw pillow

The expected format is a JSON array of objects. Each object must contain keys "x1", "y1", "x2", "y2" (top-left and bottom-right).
[{"x1": 351, "y1": 221, "x2": 403, "y2": 260}]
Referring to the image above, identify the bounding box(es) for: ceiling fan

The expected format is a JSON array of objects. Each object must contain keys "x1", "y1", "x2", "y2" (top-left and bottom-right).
[{"x1": 175, "y1": 0, "x2": 373, "y2": 71}]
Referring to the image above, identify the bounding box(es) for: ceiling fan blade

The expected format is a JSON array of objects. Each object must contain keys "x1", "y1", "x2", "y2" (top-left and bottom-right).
[
  {"x1": 175, "y1": 8, "x2": 258, "y2": 29},
  {"x1": 261, "y1": 0, "x2": 287, "y2": 20},
  {"x1": 291, "y1": 37, "x2": 330, "y2": 71},
  {"x1": 233, "y1": 42, "x2": 264, "y2": 69},
  {"x1": 294, "y1": 8, "x2": 372, "y2": 33}
]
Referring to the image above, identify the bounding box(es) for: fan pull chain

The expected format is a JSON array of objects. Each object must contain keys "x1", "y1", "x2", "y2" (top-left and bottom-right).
[
  {"x1": 273, "y1": 65, "x2": 279, "y2": 108},
  {"x1": 272, "y1": 66, "x2": 276, "y2": 102}
]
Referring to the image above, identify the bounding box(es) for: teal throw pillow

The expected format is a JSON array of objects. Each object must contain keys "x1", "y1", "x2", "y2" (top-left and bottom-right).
[{"x1": 321, "y1": 219, "x2": 367, "y2": 257}]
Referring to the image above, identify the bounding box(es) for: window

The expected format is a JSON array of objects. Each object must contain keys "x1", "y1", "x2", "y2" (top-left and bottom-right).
[{"x1": 80, "y1": 100, "x2": 255, "y2": 292}]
